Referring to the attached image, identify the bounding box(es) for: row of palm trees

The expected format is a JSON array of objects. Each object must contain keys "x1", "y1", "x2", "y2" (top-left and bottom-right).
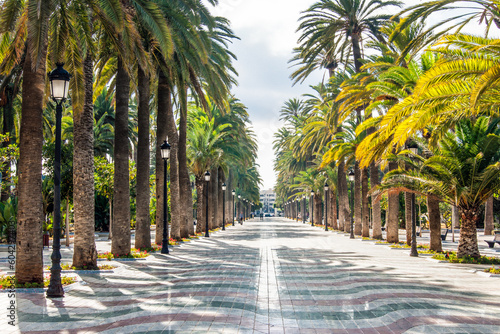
[
  {"x1": 0, "y1": 0, "x2": 260, "y2": 285},
  {"x1": 274, "y1": 0, "x2": 500, "y2": 259}
]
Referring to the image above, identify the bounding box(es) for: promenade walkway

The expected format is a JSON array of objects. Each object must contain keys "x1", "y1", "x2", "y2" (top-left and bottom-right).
[{"x1": 3, "y1": 217, "x2": 500, "y2": 333}]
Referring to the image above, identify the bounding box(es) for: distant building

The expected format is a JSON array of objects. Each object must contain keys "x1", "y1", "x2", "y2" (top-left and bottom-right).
[{"x1": 259, "y1": 189, "x2": 276, "y2": 215}]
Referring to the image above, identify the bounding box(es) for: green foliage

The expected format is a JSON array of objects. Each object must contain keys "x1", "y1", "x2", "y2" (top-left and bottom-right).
[
  {"x1": 485, "y1": 266, "x2": 500, "y2": 275},
  {"x1": 433, "y1": 252, "x2": 500, "y2": 264},
  {"x1": 0, "y1": 197, "x2": 16, "y2": 242},
  {"x1": 0, "y1": 275, "x2": 76, "y2": 289},
  {"x1": 0, "y1": 134, "x2": 18, "y2": 194}
]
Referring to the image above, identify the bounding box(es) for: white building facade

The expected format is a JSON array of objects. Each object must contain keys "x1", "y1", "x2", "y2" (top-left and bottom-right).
[{"x1": 259, "y1": 189, "x2": 276, "y2": 215}]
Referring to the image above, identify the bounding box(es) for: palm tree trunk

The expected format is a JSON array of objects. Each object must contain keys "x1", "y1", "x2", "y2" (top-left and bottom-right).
[
  {"x1": 330, "y1": 190, "x2": 337, "y2": 230},
  {"x1": 134, "y1": 67, "x2": 151, "y2": 249},
  {"x1": 484, "y1": 196, "x2": 494, "y2": 235},
  {"x1": 371, "y1": 162, "x2": 382, "y2": 239},
  {"x1": 177, "y1": 87, "x2": 190, "y2": 239},
  {"x1": 16, "y1": 42, "x2": 47, "y2": 284},
  {"x1": 218, "y1": 168, "x2": 224, "y2": 227},
  {"x1": 111, "y1": 57, "x2": 131, "y2": 256},
  {"x1": 457, "y1": 206, "x2": 481, "y2": 258},
  {"x1": 314, "y1": 194, "x2": 322, "y2": 225},
  {"x1": 387, "y1": 161, "x2": 399, "y2": 243},
  {"x1": 187, "y1": 179, "x2": 195, "y2": 235},
  {"x1": 195, "y1": 176, "x2": 205, "y2": 234},
  {"x1": 354, "y1": 161, "x2": 362, "y2": 235},
  {"x1": 427, "y1": 195, "x2": 442, "y2": 252},
  {"x1": 156, "y1": 73, "x2": 173, "y2": 244},
  {"x1": 338, "y1": 159, "x2": 348, "y2": 232},
  {"x1": 361, "y1": 167, "x2": 370, "y2": 237},
  {"x1": 209, "y1": 167, "x2": 218, "y2": 229},
  {"x1": 65, "y1": 199, "x2": 70, "y2": 247},
  {"x1": 405, "y1": 192, "x2": 412, "y2": 246}
]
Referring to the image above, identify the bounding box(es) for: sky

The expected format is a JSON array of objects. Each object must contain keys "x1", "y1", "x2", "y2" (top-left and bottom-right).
[
  {"x1": 210, "y1": 0, "x2": 458, "y2": 191},
  {"x1": 212, "y1": 0, "x2": 322, "y2": 191}
]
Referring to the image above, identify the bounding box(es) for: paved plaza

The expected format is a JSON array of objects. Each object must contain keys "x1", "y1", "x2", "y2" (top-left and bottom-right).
[{"x1": 2, "y1": 217, "x2": 500, "y2": 333}]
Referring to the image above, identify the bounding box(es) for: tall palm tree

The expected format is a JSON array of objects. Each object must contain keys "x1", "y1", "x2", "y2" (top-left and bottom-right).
[{"x1": 379, "y1": 117, "x2": 500, "y2": 258}]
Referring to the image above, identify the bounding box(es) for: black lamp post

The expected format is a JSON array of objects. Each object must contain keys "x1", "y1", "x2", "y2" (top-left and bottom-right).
[
  {"x1": 232, "y1": 190, "x2": 236, "y2": 226},
  {"x1": 204, "y1": 171, "x2": 210, "y2": 237},
  {"x1": 324, "y1": 182, "x2": 329, "y2": 232},
  {"x1": 408, "y1": 142, "x2": 419, "y2": 257},
  {"x1": 296, "y1": 199, "x2": 299, "y2": 222},
  {"x1": 310, "y1": 191, "x2": 314, "y2": 226},
  {"x1": 348, "y1": 170, "x2": 355, "y2": 239},
  {"x1": 222, "y1": 183, "x2": 226, "y2": 230},
  {"x1": 47, "y1": 63, "x2": 71, "y2": 298},
  {"x1": 160, "y1": 140, "x2": 171, "y2": 254}
]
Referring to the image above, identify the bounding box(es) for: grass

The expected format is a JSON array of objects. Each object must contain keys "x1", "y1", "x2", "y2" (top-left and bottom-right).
[
  {"x1": 97, "y1": 251, "x2": 150, "y2": 261},
  {"x1": 432, "y1": 251, "x2": 500, "y2": 264},
  {"x1": 0, "y1": 274, "x2": 76, "y2": 289}
]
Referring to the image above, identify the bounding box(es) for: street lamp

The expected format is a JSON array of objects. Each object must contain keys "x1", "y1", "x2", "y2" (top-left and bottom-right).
[
  {"x1": 222, "y1": 183, "x2": 226, "y2": 231},
  {"x1": 348, "y1": 169, "x2": 355, "y2": 239},
  {"x1": 47, "y1": 63, "x2": 71, "y2": 298},
  {"x1": 160, "y1": 140, "x2": 171, "y2": 254},
  {"x1": 238, "y1": 195, "x2": 241, "y2": 223},
  {"x1": 407, "y1": 142, "x2": 419, "y2": 257},
  {"x1": 310, "y1": 191, "x2": 315, "y2": 226},
  {"x1": 232, "y1": 190, "x2": 236, "y2": 226},
  {"x1": 204, "y1": 171, "x2": 210, "y2": 237},
  {"x1": 324, "y1": 182, "x2": 329, "y2": 232},
  {"x1": 296, "y1": 199, "x2": 299, "y2": 222}
]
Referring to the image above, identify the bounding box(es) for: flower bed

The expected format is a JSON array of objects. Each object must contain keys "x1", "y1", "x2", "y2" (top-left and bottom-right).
[
  {"x1": 0, "y1": 274, "x2": 76, "y2": 290},
  {"x1": 432, "y1": 252, "x2": 500, "y2": 264}
]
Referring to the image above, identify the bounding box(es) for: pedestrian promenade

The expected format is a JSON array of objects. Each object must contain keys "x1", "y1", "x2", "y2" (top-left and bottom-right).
[{"x1": 2, "y1": 217, "x2": 500, "y2": 333}]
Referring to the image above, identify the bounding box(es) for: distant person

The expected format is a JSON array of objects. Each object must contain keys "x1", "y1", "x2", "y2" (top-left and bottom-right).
[
  {"x1": 260, "y1": 212, "x2": 264, "y2": 220},
  {"x1": 239, "y1": 213, "x2": 243, "y2": 225}
]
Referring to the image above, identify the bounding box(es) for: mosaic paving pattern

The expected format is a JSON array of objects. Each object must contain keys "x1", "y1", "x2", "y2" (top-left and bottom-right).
[{"x1": 4, "y1": 218, "x2": 500, "y2": 333}]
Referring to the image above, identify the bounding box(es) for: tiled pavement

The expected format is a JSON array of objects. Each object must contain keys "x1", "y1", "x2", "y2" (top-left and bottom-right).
[{"x1": 2, "y1": 217, "x2": 500, "y2": 333}]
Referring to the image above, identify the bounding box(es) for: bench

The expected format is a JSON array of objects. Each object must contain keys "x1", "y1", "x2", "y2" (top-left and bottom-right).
[
  {"x1": 441, "y1": 229, "x2": 448, "y2": 241},
  {"x1": 485, "y1": 231, "x2": 500, "y2": 248}
]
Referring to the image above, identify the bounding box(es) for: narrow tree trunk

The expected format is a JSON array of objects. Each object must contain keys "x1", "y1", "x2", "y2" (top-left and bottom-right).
[
  {"x1": 134, "y1": 67, "x2": 151, "y2": 250},
  {"x1": 177, "y1": 87, "x2": 190, "y2": 239},
  {"x1": 354, "y1": 162, "x2": 362, "y2": 235},
  {"x1": 371, "y1": 162, "x2": 382, "y2": 239},
  {"x1": 195, "y1": 176, "x2": 205, "y2": 234},
  {"x1": 16, "y1": 42, "x2": 47, "y2": 284},
  {"x1": 314, "y1": 194, "x2": 322, "y2": 225},
  {"x1": 361, "y1": 167, "x2": 370, "y2": 237},
  {"x1": 187, "y1": 179, "x2": 195, "y2": 235},
  {"x1": 111, "y1": 57, "x2": 131, "y2": 256},
  {"x1": 427, "y1": 196, "x2": 442, "y2": 252},
  {"x1": 65, "y1": 199, "x2": 70, "y2": 247},
  {"x1": 405, "y1": 192, "x2": 412, "y2": 246},
  {"x1": 484, "y1": 196, "x2": 494, "y2": 236},
  {"x1": 338, "y1": 160, "x2": 348, "y2": 232},
  {"x1": 330, "y1": 190, "x2": 337, "y2": 230},
  {"x1": 218, "y1": 168, "x2": 224, "y2": 227},
  {"x1": 165, "y1": 98, "x2": 181, "y2": 240},
  {"x1": 387, "y1": 161, "x2": 399, "y2": 243},
  {"x1": 457, "y1": 206, "x2": 481, "y2": 258}
]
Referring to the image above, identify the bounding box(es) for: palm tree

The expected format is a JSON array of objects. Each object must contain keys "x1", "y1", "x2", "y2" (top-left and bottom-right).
[{"x1": 379, "y1": 117, "x2": 500, "y2": 258}]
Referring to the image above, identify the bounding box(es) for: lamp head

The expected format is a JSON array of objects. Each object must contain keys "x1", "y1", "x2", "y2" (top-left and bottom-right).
[
  {"x1": 348, "y1": 169, "x2": 355, "y2": 182},
  {"x1": 48, "y1": 63, "x2": 71, "y2": 101},
  {"x1": 222, "y1": 183, "x2": 226, "y2": 191},
  {"x1": 204, "y1": 171, "x2": 211, "y2": 182},
  {"x1": 160, "y1": 140, "x2": 171, "y2": 160}
]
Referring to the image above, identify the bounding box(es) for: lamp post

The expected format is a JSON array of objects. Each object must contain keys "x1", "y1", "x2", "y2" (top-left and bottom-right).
[
  {"x1": 296, "y1": 199, "x2": 299, "y2": 222},
  {"x1": 408, "y1": 142, "x2": 419, "y2": 257},
  {"x1": 232, "y1": 190, "x2": 235, "y2": 226},
  {"x1": 310, "y1": 191, "x2": 315, "y2": 226},
  {"x1": 348, "y1": 170, "x2": 355, "y2": 239},
  {"x1": 204, "y1": 171, "x2": 210, "y2": 237},
  {"x1": 222, "y1": 183, "x2": 226, "y2": 230},
  {"x1": 47, "y1": 63, "x2": 71, "y2": 298},
  {"x1": 324, "y1": 182, "x2": 329, "y2": 232},
  {"x1": 160, "y1": 140, "x2": 171, "y2": 254}
]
